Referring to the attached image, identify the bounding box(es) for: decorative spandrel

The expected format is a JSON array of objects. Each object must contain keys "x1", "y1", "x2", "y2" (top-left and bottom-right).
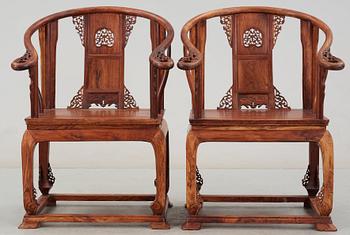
[
  {"x1": 217, "y1": 85, "x2": 233, "y2": 109},
  {"x1": 219, "y1": 15, "x2": 232, "y2": 46},
  {"x1": 274, "y1": 86, "x2": 291, "y2": 109},
  {"x1": 273, "y1": 15, "x2": 285, "y2": 46},
  {"x1": 124, "y1": 15, "x2": 137, "y2": 47},
  {"x1": 72, "y1": 16, "x2": 85, "y2": 45},
  {"x1": 302, "y1": 165, "x2": 311, "y2": 187},
  {"x1": 68, "y1": 86, "x2": 138, "y2": 109},
  {"x1": 196, "y1": 166, "x2": 204, "y2": 191},
  {"x1": 243, "y1": 28, "x2": 263, "y2": 48},
  {"x1": 72, "y1": 15, "x2": 137, "y2": 47},
  {"x1": 217, "y1": 85, "x2": 290, "y2": 109}
]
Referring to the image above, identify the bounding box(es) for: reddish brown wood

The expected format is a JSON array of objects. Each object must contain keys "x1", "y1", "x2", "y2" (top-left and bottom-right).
[
  {"x1": 12, "y1": 6, "x2": 174, "y2": 229},
  {"x1": 178, "y1": 6, "x2": 344, "y2": 231}
]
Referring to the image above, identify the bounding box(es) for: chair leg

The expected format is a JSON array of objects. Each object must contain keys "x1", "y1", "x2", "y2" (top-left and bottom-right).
[
  {"x1": 302, "y1": 142, "x2": 320, "y2": 207},
  {"x1": 165, "y1": 131, "x2": 173, "y2": 208},
  {"x1": 150, "y1": 130, "x2": 170, "y2": 229},
  {"x1": 38, "y1": 142, "x2": 55, "y2": 199},
  {"x1": 182, "y1": 130, "x2": 202, "y2": 230},
  {"x1": 19, "y1": 131, "x2": 40, "y2": 229},
  {"x1": 313, "y1": 131, "x2": 336, "y2": 231}
]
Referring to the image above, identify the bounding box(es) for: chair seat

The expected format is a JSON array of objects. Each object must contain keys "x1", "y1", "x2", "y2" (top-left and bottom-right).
[
  {"x1": 189, "y1": 109, "x2": 329, "y2": 127},
  {"x1": 26, "y1": 108, "x2": 163, "y2": 130}
]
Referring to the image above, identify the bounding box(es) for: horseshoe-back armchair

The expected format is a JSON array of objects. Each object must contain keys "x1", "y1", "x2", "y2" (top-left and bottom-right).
[
  {"x1": 178, "y1": 7, "x2": 344, "y2": 231},
  {"x1": 11, "y1": 7, "x2": 174, "y2": 229}
]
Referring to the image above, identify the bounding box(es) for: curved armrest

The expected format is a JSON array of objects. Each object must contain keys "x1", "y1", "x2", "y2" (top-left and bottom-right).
[
  {"x1": 318, "y1": 48, "x2": 345, "y2": 71},
  {"x1": 11, "y1": 49, "x2": 37, "y2": 71},
  {"x1": 177, "y1": 24, "x2": 203, "y2": 70},
  {"x1": 177, "y1": 50, "x2": 203, "y2": 70},
  {"x1": 149, "y1": 47, "x2": 174, "y2": 69}
]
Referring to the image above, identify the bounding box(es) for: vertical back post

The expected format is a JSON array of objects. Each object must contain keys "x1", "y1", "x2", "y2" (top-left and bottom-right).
[{"x1": 39, "y1": 21, "x2": 58, "y2": 109}]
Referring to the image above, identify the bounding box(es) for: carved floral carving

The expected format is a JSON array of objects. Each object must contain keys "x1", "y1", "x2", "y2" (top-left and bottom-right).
[
  {"x1": 243, "y1": 28, "x2": 263, "y2": 48},
  {"x1": 95, "y1": 28, "x2": 115, "y2": 47}
]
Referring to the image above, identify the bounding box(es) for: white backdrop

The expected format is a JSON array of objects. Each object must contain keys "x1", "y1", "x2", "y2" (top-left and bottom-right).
[{"x1": 0, "y1": 0, "x2": 349, "y2": 170}]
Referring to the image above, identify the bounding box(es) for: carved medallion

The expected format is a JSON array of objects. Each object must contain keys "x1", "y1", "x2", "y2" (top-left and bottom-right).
[
  {"x1": 95, "y1": 28, "x2": 115, "y2": 48},
  {"x1": 243, "y1": 28, "x2": 263, "y2": 48}
]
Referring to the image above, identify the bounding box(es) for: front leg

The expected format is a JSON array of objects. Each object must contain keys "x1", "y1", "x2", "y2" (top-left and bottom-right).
[
  {"x1": 21, "y1": 131, "x2": 38, "y2": 215},
  {"x1": 150, "y1": 129, "x2": 170, "y2": 229},
  {"x1": 19, "y1": 131, "x2": 40, "y2": 229},
  {"x1": 312, "y1": 131, "x2": 336, "y2": 231}
]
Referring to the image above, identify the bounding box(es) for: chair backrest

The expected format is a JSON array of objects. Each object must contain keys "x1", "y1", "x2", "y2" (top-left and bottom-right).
[
  {"x1": 178, "y1": 7, "x2": 344, "y2": 119},
  {"x1": 12, "y1": 7, "x2": 174, "y2": 118}
]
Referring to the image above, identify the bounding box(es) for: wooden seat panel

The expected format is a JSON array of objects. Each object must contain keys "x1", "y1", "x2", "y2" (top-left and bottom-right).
[
  {"x1": 26, "y1": 108, "x2": 163, "y2": 129},
  {"x1": 190, "y1": 109, "x2": 328, "y2": 126}
]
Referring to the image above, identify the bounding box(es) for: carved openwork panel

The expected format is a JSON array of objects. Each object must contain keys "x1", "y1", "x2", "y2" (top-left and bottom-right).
[
  {"x1": 217, "y1": 85, "x2": 290, "y2": 109},
  {"x1": 95, "y1": 28, "x2": 115, "y2": 47},
  {"x1": 68, "y1": 86, "x2": 138, "y2": 109},
  {"x1": 243, "y1": 28, "x2": 263, "y2": 48}
]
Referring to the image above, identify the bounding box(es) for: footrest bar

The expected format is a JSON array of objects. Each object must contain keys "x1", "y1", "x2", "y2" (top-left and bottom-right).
[
  {"x1": 201, "y1": 195, "x2": 308, "y2": 203},
  {"x1": 51, "y1": 194, "x2": 155, "y2": 202},
  {"x1": 188, "y1": 215, "x2": 332, "y2": 224},
  {"x1": 24, "y1": 214, "x2": 163, "y2": 223}
]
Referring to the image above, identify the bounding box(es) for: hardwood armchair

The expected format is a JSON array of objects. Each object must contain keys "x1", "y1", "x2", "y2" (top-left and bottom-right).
[
  {"x1": 12, "y1": 6, "x2": 174, "y2": 229},
  {"x1": 178, "y1": 6, "x2": 344, "y2": 231}
]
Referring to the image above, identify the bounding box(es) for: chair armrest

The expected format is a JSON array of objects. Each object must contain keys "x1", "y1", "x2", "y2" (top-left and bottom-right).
[
  {"x1": 177, "y1": 50, "x2": 203, "y2": 70},
  {"x1": 11, "y1": 49, "x2": 37, "y2": 71},
  {"x1": 318, "y1": 48, "x2": 345, "y2": 71},
  {"x1": 149, "y1": 47, "x2": 174, "y2": 69},
  {"x1": 177, "y1": 26, "x2": 203, "y2": 70}
]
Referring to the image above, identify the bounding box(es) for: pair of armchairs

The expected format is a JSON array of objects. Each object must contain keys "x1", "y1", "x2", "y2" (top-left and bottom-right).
[{"x1": 12, "y1": 6, "x2": 344, "y2": 231}]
